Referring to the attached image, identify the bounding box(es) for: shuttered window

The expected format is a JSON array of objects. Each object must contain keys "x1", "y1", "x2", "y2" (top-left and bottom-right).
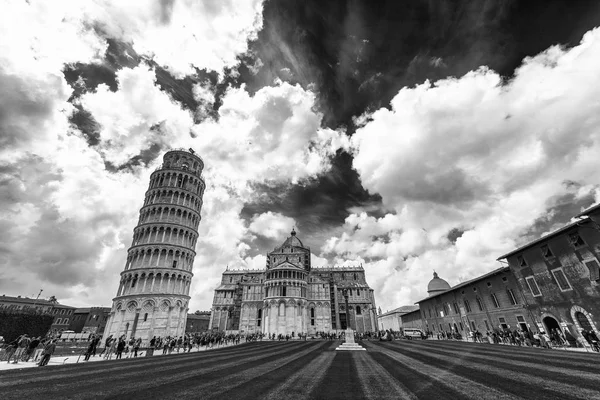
[
  {"x1": 551, "y1": 268, "x2": 572, "y2": 291},
  {"x1": 585, "y1": 260, "x2": 600, "y2": 281},
  {"x1": 525, "y1": 276, "x2": 542, "y2": 297}
]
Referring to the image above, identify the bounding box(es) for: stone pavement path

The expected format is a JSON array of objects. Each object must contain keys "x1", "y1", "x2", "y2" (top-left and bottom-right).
[{"x1": 1, "y1": 339, "x2": 599, "y2": 400}]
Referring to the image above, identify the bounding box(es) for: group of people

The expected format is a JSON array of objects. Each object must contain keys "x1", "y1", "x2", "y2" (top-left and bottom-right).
[
  {"x1": 0, "y1": 334, "x2": 57, "y2": 366},
  {"x1": 420, "y1": 326, "x2": 600, "y2": 351}
]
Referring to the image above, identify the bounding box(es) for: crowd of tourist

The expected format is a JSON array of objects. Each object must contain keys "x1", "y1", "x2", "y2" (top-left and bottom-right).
[
  {"x1": 0, "y1": 334, "x2": 58, "y2": 366},
  {"x1": 417, "y1": 326, "x2": 600, "y2": 351},
  {"x1": 2, "y1": 324, "x2": 598, "y2": 367}
]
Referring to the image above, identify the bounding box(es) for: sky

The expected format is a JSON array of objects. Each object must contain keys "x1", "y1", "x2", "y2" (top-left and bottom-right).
[{"x1": 2, "y1": 0, "x2": 600, "y2": 314}]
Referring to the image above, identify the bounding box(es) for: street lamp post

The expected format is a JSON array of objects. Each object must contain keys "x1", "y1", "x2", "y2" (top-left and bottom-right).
[{"x1": 341, "y1": 288, "x2": 351, "y2": 330}]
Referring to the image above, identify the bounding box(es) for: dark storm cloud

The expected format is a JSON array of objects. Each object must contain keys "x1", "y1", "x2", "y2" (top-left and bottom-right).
[
  {"x1": 521, "y1": 184, "x2": 599, "y2": 242},
  {"x1": 63, "y1": 39, "x2": 141, "y2": 100},
  {"x1": 243, "y1": 0, "x2": 600, "y2": 130},
  {"x1": 69, "y1": 104, "x2": 102, "y2": 146},
  {"x1": 447, "y1": 227, "x2": 466, "y2": 244},
  {"x1": 242, "y1": 151, "x2": 382, "y2": 249}
]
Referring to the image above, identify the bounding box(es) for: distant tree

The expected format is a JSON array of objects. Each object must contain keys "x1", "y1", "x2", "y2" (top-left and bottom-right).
[{"x1": 0, "y1": 311, "x2": 54, "y2": 342}]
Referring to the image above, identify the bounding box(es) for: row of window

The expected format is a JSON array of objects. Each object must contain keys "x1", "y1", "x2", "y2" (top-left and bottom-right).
[
  {"x1": 426, "y1": 289, "x2": 518, "y2": 319},
  {"x1": 428, "y1": 315, "x2": 526, "y2": 333},
  {"x1": 54, "y1": 318, "x2": 69, "y2": 325},
  {"x1": 517, "y1": 233, "x2": 588, "y2": 268}
]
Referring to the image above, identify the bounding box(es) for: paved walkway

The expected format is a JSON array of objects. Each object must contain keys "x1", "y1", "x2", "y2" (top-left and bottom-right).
[
  {"x1": 0, "y1": 341, "x2": 239, "y2": 371},
  {"x1": 1, "y1": 339, "x2": 598, "y2": 399}
]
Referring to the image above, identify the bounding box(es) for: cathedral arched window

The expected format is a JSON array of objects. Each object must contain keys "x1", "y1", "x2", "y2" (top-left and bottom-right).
[{"x1": 356, "y1": 306, "x2": 361, "y2": 315}]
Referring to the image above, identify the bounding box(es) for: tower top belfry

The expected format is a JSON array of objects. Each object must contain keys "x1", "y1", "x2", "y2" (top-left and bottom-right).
[{"x1": 104, "y1": 148, "x2": 205, "y2": 340}]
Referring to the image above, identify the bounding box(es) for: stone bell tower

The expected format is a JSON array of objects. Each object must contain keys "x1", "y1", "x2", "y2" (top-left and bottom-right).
[{"x1": 104, "y1": 148, "x2": 205, "y2": 340}]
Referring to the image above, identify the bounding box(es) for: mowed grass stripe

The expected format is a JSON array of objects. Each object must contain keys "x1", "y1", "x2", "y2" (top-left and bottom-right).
[
  {"x1": 403, "y1": 340, "x2": 600, "y2": 372},
  {"x1": 374, "y1": 341, "x2": 600, "y2": 400},
  {"x1": 307, "y1": 352, "x2": 365, "y2": 400},
  {"x1": 390, "y1": 341, "x2": 600, "y2": 387},
  {"x1": 262, "y1": 346, "x2": 337, "y2": 400},
  {"x1": 420, "y1": 339, "x2": 599, "y2": 364},
  {"x1": 107, "y1": 341, "x2": 330, "y2": 400},
  {"x1": 200, "y1": 341, "x2": 337, "y2": 400},
  {"x1": 367, "y1": 351, "x2": 473, "y2": 399},
  {"x1": 366, "y1": 341, "x2": 522, "y2": 400},
  {"x1": 2, "y1": 342, "x2": 314, "y2": 400},
  {"x1": 0, "y1": 341, "x2": 282, "y2": 385},
  {"x1": 353, "y1": 351, "x2": 418, "y2": 400}
]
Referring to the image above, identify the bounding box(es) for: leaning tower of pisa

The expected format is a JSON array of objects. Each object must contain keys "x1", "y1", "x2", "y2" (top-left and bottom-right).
[{"x1": 104, "y1": 148, "x2": 205, "y2": 341}]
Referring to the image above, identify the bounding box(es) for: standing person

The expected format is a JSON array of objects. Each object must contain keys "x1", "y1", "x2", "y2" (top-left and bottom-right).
[
  {"x1": 84, "y1": 336, "x2": 98, "y2": 361},
  {"x1": 148, "y1": 336, "x2": 156, "y2": 357},
  {"x1": 134, "y1": 338, "x2": 141, "y2": 357},
  {"x1": 33, "y1": 339, "x2": 46, "y2": 362},
  {"x1": 38, "y1": 340, "x2": 57, "y2": 367},
  {"x1": 5, "y1": 339, "x2": 19, "y2": 364},
  {"x1": 116, "y1": 338, "x2": 126, "y2": 359},
  {"x1": 101, "y1": 335, "x2": 114, "y2": 359},
  {"x1": 13, "y1": 334, "x2": 31, "y2": 364},
  {"x1": 24, "y1": 337, "x2": 40, "y2": 362}
]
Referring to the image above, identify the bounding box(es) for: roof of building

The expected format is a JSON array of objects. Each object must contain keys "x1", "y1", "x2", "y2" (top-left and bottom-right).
[
  {"x1": 215, "y1": 284, "x2": 238, "y2": 290},
  {"x1": 187, "y1": 313, "x2": 210, "y2": 320},
  {"x1": 378, "y1": 305, "x2": 419, "y2": 318},
  {"x1": 427, "y1": 272, "x2": 451, "y2": 294},
  {"x1": 416, "y1": 266, "x2": 510, "y2": 303},
  {"x1": 575, "y1": 203, "x2": 600, "y2": 218},
  {"x1": 400, "y1": 309, "x2": 422, "y2": 317},
  {"x1": 0, "y1": 295, "x2": 62, "y2": 306},
  {"x1": 74, "y1": 307, "x2": 111, "y2": 313},
  {"x1": 275, "y1": 228, "x2": 308, "y2": 250},
  {"x1": 496, "y1": 218, "x2": 588, "y2": 260}
]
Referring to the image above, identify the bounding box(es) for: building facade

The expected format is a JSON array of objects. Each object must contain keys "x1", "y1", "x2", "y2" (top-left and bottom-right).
[
  {"x1": 68, "y1": 307, "x2": 111, "y2": 334},
  {"x1": 400, "y1": 309, "x2": 424, "y2": 330},
  {"x1": 48, "y1": 304, "x2": 76, "y2": 334},
  {"x1": 209, "y1": 230, "x2": 378, "y2": 335},
  {"x1": 377, "y1": 305, "x2": 420, "y2": 331},
  {"x1": 417, "y1": 268, "x2": 534, "y2": 337},
  {"x1": 0, "y1": 295, "x2": 55, "y2": 314},
  {"x1": 185, "y1": 312, "x2": 211, "y2": 334},
  {"x1": 104, "y1": 149, "x2": 205, "y2": 340},
  {"x1": 497, "y1": 203, "x2": 600, "y2": 347}
]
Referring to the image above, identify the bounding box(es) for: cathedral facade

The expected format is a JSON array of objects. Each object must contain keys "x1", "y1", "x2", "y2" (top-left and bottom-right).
[{"x1": 209, "y1": 230, "x2": 378, "y2": 335}]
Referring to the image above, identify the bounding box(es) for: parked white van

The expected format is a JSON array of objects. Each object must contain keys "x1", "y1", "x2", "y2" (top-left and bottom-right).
[{"x1": 402, "y1": 328, "x2": 425, "y2": 339}]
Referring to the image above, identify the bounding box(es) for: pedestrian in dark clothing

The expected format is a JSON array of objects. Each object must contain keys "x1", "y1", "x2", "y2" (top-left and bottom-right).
[
  {"x1": 38, "y1": 340, "x2": 56, "y2": 367},
  {"x1": 25, "y1": 337, "x2": 40, "y2": 362},
  {"x1": 116, "y1": 338, "x2": 126, "y2": 359}
]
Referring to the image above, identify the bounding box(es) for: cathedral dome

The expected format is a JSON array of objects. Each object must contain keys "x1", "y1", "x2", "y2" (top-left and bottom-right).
[
  {"x1": 280, "y1": 228, "x2": 306, "y2": 249},
  {"x1": 427, "y1": 272, "x2": 451, "y2": 296}
]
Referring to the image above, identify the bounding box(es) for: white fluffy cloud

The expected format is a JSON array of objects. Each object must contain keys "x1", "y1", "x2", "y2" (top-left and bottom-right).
[
  {"x1": 80, "y1": 65, "x2": 195, "y2": 165},
  {"x1": 186, "y1": 81, "x2": 349, "y2": 193},
  {"x1": 326, "y1": 28, "x2": 600, "y2": 312},
  {"x1": 248, "y1": 211, "x2": 297, "y2": 240},
  {"x1": 95, "y1": 0, "x2": 264, "y2": 77}
]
